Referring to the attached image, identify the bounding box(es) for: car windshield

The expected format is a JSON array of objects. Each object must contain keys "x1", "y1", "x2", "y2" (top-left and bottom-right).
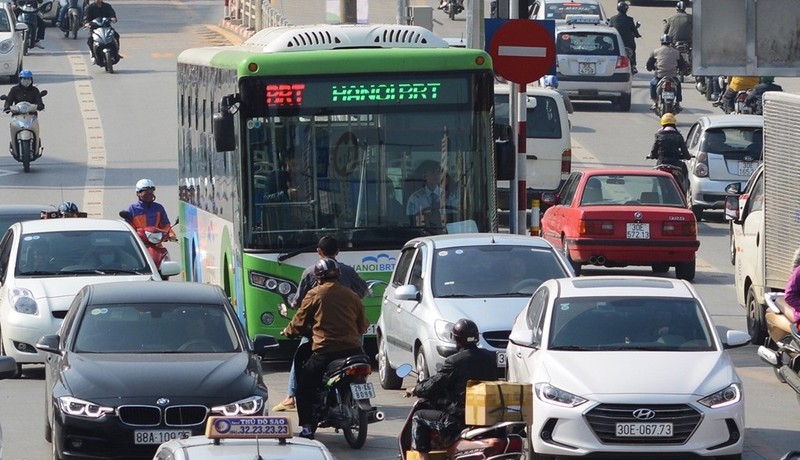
[
  {"x1": 545, "y1": 3, "x2": 602, "y2": 19},
  {"x1": 557, "y1": 32, "x2": 619, "y2": 56},
  {"x1": 548, "y1": 296, "x2": 715, "y2": 351},
  {"x1": 15, "y1": 230, "x2": 151, "y2": 276},
  {"x1": 432, "y1": 245, "x2": 568, "y2": 297},
  {"x1": 701, "y1": 127, "x2": 763, "y2": 158},
  {"x1": 581, "y1": 174, "x2": 685, "y2": 206},
  {"x1": 73, "y1": 303, "x2": 241, "y2": 353}
]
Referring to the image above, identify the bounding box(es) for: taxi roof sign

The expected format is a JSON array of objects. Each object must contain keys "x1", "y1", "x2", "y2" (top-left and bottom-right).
[
  {"x1": 564, "y1": 14, "x2": 602, "y2": 25},
  {"x1": 205, "y1": 416, "x2": 292, "y2": 440}
]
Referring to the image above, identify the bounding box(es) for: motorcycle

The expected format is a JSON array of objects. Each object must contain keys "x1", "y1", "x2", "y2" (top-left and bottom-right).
[
  {"x1": 674, "y1": 41, "x2": 692, "y2": 82},
  {"x1": 646, "y1": 156, "x2": 688, "y2": 195},
  {"x1": 87, "y1": 17, "x2": 119, "y2": 73},
  {"x1": 694, "y1": 75, "x2": 717, "y2": 101},
  {"x1": 290, "y1": 339, "x2": 383, "y2": 448},
  {"x1": 58, "y1": 0, "x2": 80, "y2": 39},
  {"x1": 654, "y1": 76, "x2": 681, "y2": 116},
  {"x1": 15, "y1": 0, "x2": 51, "y2": 55},
  {"x1": 118, "y1": 211, "x2": 176, "y2": 277},
  {"x1": 396, "y1": 364, "x2": 527, "y2": 460},
  {"x1": 442, "y1": 0, "x2": 464, "y2": 20},
  {"x1": 733, "y1": 89, "x2": 754, "y2": 114},
  {"x1": 0, "y1": 90, "x2": 47, "y2": 173},
  {"x1": 757, "y1": 293, "x2": 800, "y2": 406}
]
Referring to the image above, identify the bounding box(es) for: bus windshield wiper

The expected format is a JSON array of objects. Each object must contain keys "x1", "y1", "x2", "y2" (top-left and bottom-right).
[{"x1": 278, "y1": 243, "x2": 319, "y2": 262}]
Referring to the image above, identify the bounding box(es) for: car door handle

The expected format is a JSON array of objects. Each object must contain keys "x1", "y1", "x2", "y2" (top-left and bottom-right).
[{"x1": 516, "y1": 352, "x2": 522, "y2": 358}]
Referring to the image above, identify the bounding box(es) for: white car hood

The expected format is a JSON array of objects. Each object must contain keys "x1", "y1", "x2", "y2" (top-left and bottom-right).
[
  {"x1": 14, "y1": 275, "x2": 153, "y2": 313},
  {"x1": 542, "y1": 351, "x2": 739, "y2": 398},
  {"x1": 435, "y1": 297, "x2": 527, "y2": 334}
]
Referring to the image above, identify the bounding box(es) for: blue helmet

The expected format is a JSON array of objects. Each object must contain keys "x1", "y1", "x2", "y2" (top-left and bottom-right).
[
  {"x1": 19, "y1": 69, "x2": 32, "y2": 79},
  {"x1": 543, "y1": 75, "x2": 559, "y2": 88},
  {"x1": 58, "y1": 202, "x2": 79, "y2": 214}
]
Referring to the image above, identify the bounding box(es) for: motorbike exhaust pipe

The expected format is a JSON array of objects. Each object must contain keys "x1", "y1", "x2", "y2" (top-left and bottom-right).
[
  {"x1": 779, "y1": 365, "x2": 800, "y2": 395},
  {"x1": 757, "y1": 345, "x2": 779, "y2": 366},
  {"x1": 367, "y1": 410, "x2": 385, "y2": 424}
]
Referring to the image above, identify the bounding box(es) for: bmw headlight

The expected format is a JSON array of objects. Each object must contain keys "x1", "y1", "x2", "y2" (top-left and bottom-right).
[
  {"x1": 58, "y1": 396, "x2": 114, "y2": 419},
  {"x1": 535, "y1": 383, "x2": 587, "y2": 407},
  {"x1": 10, "y1": 288, "x2": 38, "y2": 315},
  {"x1": 698, "y1": 383, "x2": 741, "y2": 409},
  {"x1": 434, "y1": 320, "x2": 455, "y2": 343},
  {"x1": 211, "y1": 396, "x2": 264, "y2": 416},
  {"x1": 0, "y1": 39, "x2": 14, "y2": 54}
]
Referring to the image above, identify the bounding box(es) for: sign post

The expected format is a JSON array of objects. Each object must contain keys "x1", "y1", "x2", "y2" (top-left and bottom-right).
[{"x1": 486, "y1": 18, "x2": 555, "y2": 234}]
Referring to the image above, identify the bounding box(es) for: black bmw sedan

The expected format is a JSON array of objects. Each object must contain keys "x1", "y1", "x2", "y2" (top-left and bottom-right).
[{"x1": 36, "y1": 281, "x2": 277, "y2": 460}]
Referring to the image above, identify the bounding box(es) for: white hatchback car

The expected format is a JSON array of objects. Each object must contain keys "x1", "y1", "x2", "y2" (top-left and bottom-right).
[
  {"x1": 0, "y1": 2, "x2": 25, "y2": 82},
  {"x1": 0, "y1": 215, "x2": 180, "y2": 376},
  {"x1": 684, "y1": 114, "x2": 763, "y2": 221},
  {"x1": 506, "y1": 276, "x2": 750, "y2": 459},
  {"x1": 553, "y1": 15, "x2": 632, "y2": 111},
  {"x1": 376, "y1": 233, "x2": 573, "y2": 390}
]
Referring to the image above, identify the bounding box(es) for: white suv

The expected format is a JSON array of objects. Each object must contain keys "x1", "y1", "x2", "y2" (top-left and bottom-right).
[
  {"x1": 552, "y1": 15, "x2": 633, "y2": 111},
  {"x1": 0, "y1": 216, "x2": 180, "y2": 376}
]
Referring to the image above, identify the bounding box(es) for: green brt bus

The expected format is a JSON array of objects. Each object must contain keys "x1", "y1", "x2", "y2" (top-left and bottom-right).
[{"x1": 176, "y1": 24, "x2": 498, "y2": 356}]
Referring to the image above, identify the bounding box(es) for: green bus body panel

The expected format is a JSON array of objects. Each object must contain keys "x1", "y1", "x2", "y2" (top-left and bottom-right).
[{"x1": 194, "y1": 48, "x2": 493, "y2": 75}]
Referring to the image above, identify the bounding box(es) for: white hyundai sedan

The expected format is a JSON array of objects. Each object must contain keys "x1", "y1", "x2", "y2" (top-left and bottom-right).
[{"x1": 506, "y1": 276, "x2": 750, "y2": 460}]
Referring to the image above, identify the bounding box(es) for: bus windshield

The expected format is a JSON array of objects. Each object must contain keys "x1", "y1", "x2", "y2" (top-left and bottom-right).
[{"x1": 240, "y1": 73, "x2": 494, "y2": 251}]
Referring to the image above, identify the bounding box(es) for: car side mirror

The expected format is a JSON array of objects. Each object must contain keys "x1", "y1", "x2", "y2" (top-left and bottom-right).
[
  {"x1": 541, "y1": 191, "x2": 558, "y2": 205},
  {"x1": 252, "y1": 334, "x2": 279, "y2": 353},
  {"x1": 508, "y1": 327, "x2": 536, "y2": 348},
  {"x1": 395, "y1": 284, "x2": 421, "y2": 302},
  {"x1": 35, "y1": 334, "x2": 62, "y2": 355},
  {"x1": 723, "y1": 195, "x2": 740, "y2": 222},
  {"x1": 158, "y1": 260, "x2": 182, "y2": 278}
]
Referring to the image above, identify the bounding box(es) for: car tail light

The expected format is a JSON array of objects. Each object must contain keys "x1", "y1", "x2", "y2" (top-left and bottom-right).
[
  {"x1": 616, "y1": 55, "x2": 630, "y2": 70},
  {"x1": 579, "y1": 220, "x2": 614, "y2": 235},
  {"x1": 694, "y1": 152, "x2": 709, "y2": 177},
  {"x1": 561, "y1": 149, "x2": 572, "y2": 176},
  {"x1": 662, "y1": 221, "x2": 696, "y2": 236}
]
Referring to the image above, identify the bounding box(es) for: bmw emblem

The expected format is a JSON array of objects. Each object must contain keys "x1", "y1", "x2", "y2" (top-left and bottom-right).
[
  {"x1": 632, "y1": 408, "x2": 656, "y2": 420},
  {"x1": 156, "y1": 398, "x2": 170, "y2": 406},
  {"x1": 634, "y1": 211, "x2": 643, "y2": 220}
]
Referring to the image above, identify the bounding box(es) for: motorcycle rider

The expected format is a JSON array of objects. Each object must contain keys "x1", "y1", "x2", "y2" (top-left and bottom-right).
[
  {"x1": 404, "y1": 318, "x2": 497, "y2": 460},
  {"x1": 609, "y1": 1, "x2": 641, "y2": 74},
  {"x1": 272, "y1": 235, "x2": 368, "y2": 413},
  {"x1": 437, "y1": 0, "x2": 463, "y2": 10},
  {"x1": 281, "y1": 258, "x2": 369, "y2": 440},
  {"x1": 719, "y1": 75, "x2": 759, "y2": 114},
  {"x1": 57, "y1": 0, "x2": 82, "y2": 31},
  {"x1": 646, "y1": 34, "x2": 688, "y2": 112},
  {"x1": 83, "y1": 0, "x2": 118, "y2": 63},
  {"x1": 663, "y1": 1, "x2": 692, "y2": 47},
  {"x1": 781, "y1": 247, "x2": 800, "y2": 325},
  {"x1": 3, "y1": 70, "x2": 45, "y2": 113},
  {"x1": 543, "y1": 75, "x2": 574, "y2": 114},
  {"x1": 125, "y1": 179, "x2": 176, "y2": 239},
  {"x1": 649, "y1": 113, "x2": 690, "y2": 185},
  {"x1": 744, "y1": 76, "x2": 783, "y2": 115},
  {"x1": 12, "y1": 0, "x2": 46, "y2": 48}
]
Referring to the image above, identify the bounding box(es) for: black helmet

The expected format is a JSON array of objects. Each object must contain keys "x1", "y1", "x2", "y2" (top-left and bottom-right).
[
  {"x1": 660, "y1": 34, "x2": 672, "y2": 45},
  {"x1": 314, "y1": 258, "x2": 340, "y2": 280},
  {"x1": 676, "y1": 1, "x2": 686, "y2": 12},
  {"x1": 616, "y1": 1, "x2": 628, "y2": 13},
  {"x1": 452, "y1": 318, "x2": 479, "y2": 348},
  {"x1": 59, "y1": 202, "x2": 79, "y2": 215}
]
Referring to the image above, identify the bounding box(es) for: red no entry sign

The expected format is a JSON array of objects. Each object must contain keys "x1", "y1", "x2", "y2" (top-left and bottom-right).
[{"x1": 488, "y1": 20, "x2": 556, "y2": 85}]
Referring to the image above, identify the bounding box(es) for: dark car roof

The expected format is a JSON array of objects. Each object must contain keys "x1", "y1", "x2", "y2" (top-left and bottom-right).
[
  {"x1": 82, "y1": 281, "x2": 227, "y2": 305},
  {"x1": 0, "y1": 203, "x2": 56, "y2": 232}
]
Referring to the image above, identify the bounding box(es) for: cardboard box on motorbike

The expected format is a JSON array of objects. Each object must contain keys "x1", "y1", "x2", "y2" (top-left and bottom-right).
[{"x1": 464, "y1": 380, "x2": 532, "y2": 426}]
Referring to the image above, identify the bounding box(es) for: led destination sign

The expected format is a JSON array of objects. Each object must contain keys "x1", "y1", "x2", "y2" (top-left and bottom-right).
[{"x1": 263, "y1": 76, "x2": 469, "y2": 109}]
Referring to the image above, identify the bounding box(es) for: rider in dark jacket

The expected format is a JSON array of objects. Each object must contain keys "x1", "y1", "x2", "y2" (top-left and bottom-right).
[
  {"x1": 13, "y1": 0, "x2": 46, "y2": 46},
  {"x1": 609, "y1": 2, "x2": 641, "y2": 73},
  {"x1": 405, "y1": 319, "x2": 497, "y2": 460},
  {"x1": 663, "y1": 1, "x2": 692, "y2": 45},
  {"x1": 4, "y1": 70, "x2": 44, "y2": 112},
  {"x1": 650, "y1": 113, "x2": 690, "y2": 181},
  {"x1": 744, "y1": 77, "x2": 783, "y2": 115},
  {"x1": 83, "y1": 0, "x2": 118, "y2": 61}
]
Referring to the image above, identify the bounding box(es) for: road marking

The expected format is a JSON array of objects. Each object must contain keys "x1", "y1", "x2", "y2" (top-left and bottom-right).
[{"x1": 66, "y1": 53, "x2": 107, "y2": 218}]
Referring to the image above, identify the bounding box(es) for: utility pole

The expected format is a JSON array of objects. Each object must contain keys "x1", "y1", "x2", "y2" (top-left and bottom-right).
[{"x1": 341, "y1": 0, "x2": 357, "y2": 24}]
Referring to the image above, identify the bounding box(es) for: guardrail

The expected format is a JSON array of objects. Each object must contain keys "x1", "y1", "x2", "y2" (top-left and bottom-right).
[{"x1": 224, "y1": 0, "x2": 292, "y2": 36}]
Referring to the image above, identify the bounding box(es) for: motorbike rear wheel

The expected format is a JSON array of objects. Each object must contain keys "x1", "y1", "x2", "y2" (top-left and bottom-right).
[
  {"x1": 341, "y1": 392, "x2": 368, "y2": 449},
  {"x1": 104, "y1": 49, "x2": 114, "y2": 73}
]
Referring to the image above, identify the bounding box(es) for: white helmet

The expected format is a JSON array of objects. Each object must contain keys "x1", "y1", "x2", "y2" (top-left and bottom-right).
[{"x1": 135, "y1": 178, "x2": 156, "y2": 193}]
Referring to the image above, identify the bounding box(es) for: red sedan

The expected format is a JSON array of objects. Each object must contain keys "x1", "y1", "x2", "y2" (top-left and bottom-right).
[{"x1": 540, "y1": 169, "x2": 700, "y2": 280}]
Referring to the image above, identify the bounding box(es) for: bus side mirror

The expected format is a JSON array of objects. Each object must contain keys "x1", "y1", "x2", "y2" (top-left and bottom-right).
[
  {"x1": 494, "y1": 123, "x2": 515, "y2": 181},
  {"x1": 213, "y1": 111, "x2": 235, "y2": 152}
]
